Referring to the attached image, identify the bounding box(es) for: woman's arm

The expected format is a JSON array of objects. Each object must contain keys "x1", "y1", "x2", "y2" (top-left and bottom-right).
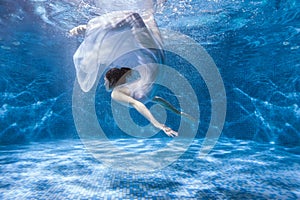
[{"x1": 111, "y1": 88, "x2": 178, "y2": 137}]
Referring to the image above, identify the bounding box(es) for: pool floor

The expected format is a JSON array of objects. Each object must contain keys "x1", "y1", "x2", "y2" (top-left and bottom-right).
[{"x1": 0, "y1": 138, "x2": 299, "y2": 199}]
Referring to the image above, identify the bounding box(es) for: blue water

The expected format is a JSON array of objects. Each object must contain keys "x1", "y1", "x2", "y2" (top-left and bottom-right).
[
  {"x1": 1, "y1": 138, "x2": 299, "y2": 199},
  {"x1": 0, "y1": 0, "x2": 300, "y2": 199}
]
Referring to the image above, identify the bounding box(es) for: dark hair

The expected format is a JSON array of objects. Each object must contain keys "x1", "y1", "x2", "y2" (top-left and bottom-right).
[{"x1": 105, "y1": 67, "x2": 132, "y2": 89}]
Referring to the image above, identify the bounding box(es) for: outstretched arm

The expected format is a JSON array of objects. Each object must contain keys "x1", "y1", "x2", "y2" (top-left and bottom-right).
[{"x1": 111, "y1": 88, "x2": 178, "y2": 137}]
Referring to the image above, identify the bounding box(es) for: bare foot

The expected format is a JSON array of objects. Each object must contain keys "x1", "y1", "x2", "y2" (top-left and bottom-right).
[{"x1": 69, "y1": 25, "x2": 87, "y2": 36}]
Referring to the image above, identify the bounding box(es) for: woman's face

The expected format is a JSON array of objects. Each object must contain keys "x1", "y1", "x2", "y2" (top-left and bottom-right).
[{"x1": 104, "y1": 77, "x2": 111, "y2": 91}]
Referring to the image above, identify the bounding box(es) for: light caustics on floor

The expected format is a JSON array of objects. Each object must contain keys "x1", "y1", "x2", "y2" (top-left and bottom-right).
[{"x1": 0, "y1": 138, "x2": 299, "y2": 199}]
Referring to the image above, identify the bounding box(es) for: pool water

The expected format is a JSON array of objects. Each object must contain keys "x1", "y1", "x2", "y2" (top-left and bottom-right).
[
  {"x1": 1, "y1": 0, "x2": 300, "y2": 199},
  {"x1": 1, "y1": 138, "x2": 299, "y2": 199}
]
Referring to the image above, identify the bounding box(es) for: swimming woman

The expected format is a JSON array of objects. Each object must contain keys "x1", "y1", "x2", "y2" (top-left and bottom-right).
[{"x1": 70, "y1": 11, "x2": 185, "y2": 137}]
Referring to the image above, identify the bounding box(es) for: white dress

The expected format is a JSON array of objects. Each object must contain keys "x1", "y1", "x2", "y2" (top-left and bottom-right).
[
  {"x1": 73, "y1": 5, "x2": 164, "y2": 102},
  {"x1": 93, "y1": 0, "x2": 165, "y2": 14}
]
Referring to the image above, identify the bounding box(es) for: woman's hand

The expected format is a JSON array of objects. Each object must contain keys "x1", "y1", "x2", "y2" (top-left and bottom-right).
[{"x1": 161, "y1": 125, "x2": 178, "y2": 137}]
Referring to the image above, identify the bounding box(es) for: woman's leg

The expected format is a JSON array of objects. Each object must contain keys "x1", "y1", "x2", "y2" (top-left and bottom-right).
[{"x1": 152, "y1": 96, "x2": 196, "y2": 122}]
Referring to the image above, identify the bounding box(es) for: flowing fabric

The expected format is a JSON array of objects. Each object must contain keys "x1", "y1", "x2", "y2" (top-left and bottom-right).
[
  {"x1": 93, "y1": 0, "x2": 166, "y2": 14},
  {"x1": 73, "y1": 11, "x2": 164, "y2": 97}
]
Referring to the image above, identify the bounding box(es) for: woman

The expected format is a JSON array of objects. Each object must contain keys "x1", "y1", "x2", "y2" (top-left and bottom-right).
[{"x1": 70, "y1": 10, "x2": 183, "y2": 137}]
